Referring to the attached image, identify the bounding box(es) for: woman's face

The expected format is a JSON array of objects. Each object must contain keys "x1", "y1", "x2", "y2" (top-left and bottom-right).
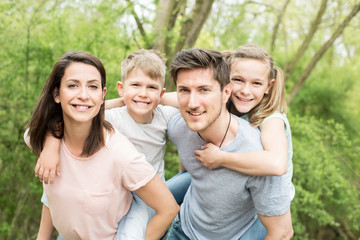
[
  {"x1": 229, "y1": 58, "x2": 274, "y2": 114},
  {"x1": 54, "y1": 62, "x2": 106, "y2": 125}
]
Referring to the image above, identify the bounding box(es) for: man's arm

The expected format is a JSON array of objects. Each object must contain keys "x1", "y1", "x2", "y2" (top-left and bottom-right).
[{"x1": 258, "y1": 209, "x2": 293, "y2": 240}]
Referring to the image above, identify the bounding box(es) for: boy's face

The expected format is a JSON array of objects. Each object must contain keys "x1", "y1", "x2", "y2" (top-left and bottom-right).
[{"x1": 117, "y1": 68, "x2": 165, "y2": 124}]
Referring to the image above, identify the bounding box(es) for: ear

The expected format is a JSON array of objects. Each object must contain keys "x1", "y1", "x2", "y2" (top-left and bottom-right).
[
  {"x1": 160, "y1": 88, "x2": 166, "y2": 98},
  {"x1": 102, "y1": 87, "x2": 107, "y2": 103},
  {"x1": 223, "y1": 83, "x2": 232, "y2": 104},
  {"x1": 265, "y1": 79, "x2": 275, "y2": 94},
  {"x1": 53, "y1": 87, "x2": 60, "y2": 103},
  {"x1": 117, "y1": 81, "x2": 124, "y2": 97}
]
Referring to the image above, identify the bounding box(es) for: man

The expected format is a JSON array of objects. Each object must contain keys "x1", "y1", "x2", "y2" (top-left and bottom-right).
[{"x1": 166, "y1": 48, "x2": 293, "y2": 240}]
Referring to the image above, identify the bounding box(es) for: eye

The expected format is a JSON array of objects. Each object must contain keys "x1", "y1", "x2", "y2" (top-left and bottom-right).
[
  {"x1": 89, "y1": 84, "x2": 99, "y2": 89},
  {"x1": 131, "y1": 83, "x2": 140, "y2": 87},
  {"x1": 231, "y1": 77, "x2": 243, "y2": 83},
  {"x1": 178, "y1": 88, "x2": 189, "y2": 93},
  {"x1": 67, "y1": 84, "x2": 78, "y2": 88},
  {"x1": 253, "y1": 81, "x2": 262, "y2": 86},
  {"x1": 149, "y1": 85, "x2": 159, "y2": 90},
  {"x1": 200, "y1": 88, "x2": 210, "y2": 93}
]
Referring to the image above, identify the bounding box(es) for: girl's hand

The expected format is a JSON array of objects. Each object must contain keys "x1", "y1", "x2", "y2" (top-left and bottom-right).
[{"x1": 194, "y1": 143, "x2": 224, "y2": 170}]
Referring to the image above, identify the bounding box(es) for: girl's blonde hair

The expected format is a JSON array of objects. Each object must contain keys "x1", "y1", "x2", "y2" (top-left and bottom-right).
[{"x1": 225, "y1": 44, "x2": 287, "y2": 127}]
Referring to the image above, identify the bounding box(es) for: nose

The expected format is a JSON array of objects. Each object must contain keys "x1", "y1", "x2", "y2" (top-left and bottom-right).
[
  {"x1": 138, "y1": 86, "x2": 147, "y2": 97},
  {"x1": 188, "y1": 92, "x2": 200, "y2": 109},
  {"x1": 240, "y1": 83, "x2": 251, "y2": 95},
  {"x1": 78, "y1": 86, "x2": 89, "y2": 100}
]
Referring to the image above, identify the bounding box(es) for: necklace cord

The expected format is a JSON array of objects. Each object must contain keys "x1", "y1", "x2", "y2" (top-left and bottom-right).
[
  {"x1": 219, "y1": 111, "x2": 231, "y2": 148},
  {"x1": 197, "y1": 111, "x2": 232, "y2": 148}
]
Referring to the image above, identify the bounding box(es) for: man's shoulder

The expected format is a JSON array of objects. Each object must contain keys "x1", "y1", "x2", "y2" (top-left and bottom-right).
[
  {"x1": 167, "y1": 112, "x2": 187, "y2": 137},
  {"x1": 231, "y1": 115, "x2": 262, "y2": 151},
  {"x1": 235, "y1": 115, "x2": 260, "y2": 134},
  {"x1": 155, "y1": 105, "x2": 179, "y2": 121}
]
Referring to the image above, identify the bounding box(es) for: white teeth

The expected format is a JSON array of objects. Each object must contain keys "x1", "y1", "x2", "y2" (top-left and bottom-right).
[
  {"x1": 137, "y1": 102, "x2": 148, "y2": 105},
  {"x1": 190, "y1": 112, "x2": 202, "y2": 116},
  {"x1": 238, "y1": 97, "x2": 251, "y2": 102},
  {"x1": 76, "y1": 105, "x2": 90, "y2": 109}
]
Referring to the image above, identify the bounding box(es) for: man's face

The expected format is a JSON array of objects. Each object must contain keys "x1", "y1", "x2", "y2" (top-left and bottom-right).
[{"x1": 176, "y1": 68, "x2": 231, "y2": 133}]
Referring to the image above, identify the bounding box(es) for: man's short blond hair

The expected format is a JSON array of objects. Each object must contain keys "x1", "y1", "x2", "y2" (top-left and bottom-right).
[{"x1": 121, "y1": 49, "x2": 167, "y2": 87}]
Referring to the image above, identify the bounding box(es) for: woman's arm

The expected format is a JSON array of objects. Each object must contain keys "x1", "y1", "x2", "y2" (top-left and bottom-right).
[
  {"x1": 36, "y1": 204, "x2": 55, "y2": 240},
  {"x1": 160, "y1": 92, "x2": 178, "y2": 108},
  {"x1": 195, "y1": 118, "x2": 288, "y2": 176},
  {"x1": 134, "y1": 175, "x2": 179, "y2": 240}
]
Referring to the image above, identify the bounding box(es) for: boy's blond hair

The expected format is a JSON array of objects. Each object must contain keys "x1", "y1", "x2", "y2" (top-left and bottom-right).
[
  {"x1": 227, "y1": 44, "x2": 287, "y2": 127},
  {"x1": 121, "y1": 49, "x2": 167, "y2": 87}
]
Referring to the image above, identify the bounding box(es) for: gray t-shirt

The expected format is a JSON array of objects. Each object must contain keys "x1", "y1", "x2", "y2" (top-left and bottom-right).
[
  {"x1": 168, "y1": 113, "x2": 290, "y2": 240},
  {"x1": 106, "y1": 105, "x2": 179, "y2": 181}
]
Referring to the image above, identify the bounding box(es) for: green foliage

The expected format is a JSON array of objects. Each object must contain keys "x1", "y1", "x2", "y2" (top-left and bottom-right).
[
  {"x1": 0, "y1": 0, "x2": 359, "y2": 239},
  {"x1": 290, "y1": 114, "x2": 360, "y2": 239}
]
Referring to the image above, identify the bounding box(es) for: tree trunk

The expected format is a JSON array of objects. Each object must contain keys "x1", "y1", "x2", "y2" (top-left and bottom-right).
[
  {"x1": 129, "y1": 0, "x2": 215, "y2": 90},
  {"x1": 287, "y1": 2, "x2": 360, "y2": 104}
]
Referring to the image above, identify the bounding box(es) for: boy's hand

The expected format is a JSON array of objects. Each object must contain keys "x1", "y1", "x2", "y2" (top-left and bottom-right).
[
  {"x1": 35, "y1": 155, "x2": 60, "y2": 184},
  {"x1": 34, "y1": 136, "x2": 61, "y2": 184}
]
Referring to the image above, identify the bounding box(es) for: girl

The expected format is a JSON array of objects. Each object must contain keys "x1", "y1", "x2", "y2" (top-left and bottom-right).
[
  {"x1": 26, "y1": 51, "x2": 178, "y2": 240},
  {"x1": 165, "y1": 44, "x2": 295, "y2": 202}
]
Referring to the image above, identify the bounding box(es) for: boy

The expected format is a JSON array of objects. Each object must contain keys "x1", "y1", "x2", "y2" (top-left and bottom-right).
[{"x1": 35, "y1": 49, "x2": 180, "y2": 239}]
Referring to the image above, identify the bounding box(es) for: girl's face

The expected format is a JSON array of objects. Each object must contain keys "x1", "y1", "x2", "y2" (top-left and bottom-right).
[
  {"x1": 54, "y1": 62, "x2": 106, "y2": 125},
  {"x1": 230, "y1": 58, "x2": 274, "y2": 114}
]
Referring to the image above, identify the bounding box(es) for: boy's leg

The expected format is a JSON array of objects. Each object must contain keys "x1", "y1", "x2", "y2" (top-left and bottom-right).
[
  {"x1": 116, "y1": 192, "x2": 154, "y2": 240},
  {"x1": 166, "y1": 215, "x2": 190, "y2": 240},
  {"x1": 239, "y1": 217, "x2": 267, "y2": 240},
  {"x1": 166, "y1": 171, "x2": 191, "y2": 205}
]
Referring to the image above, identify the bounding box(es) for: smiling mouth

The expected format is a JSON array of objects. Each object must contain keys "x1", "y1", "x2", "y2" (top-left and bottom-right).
[
  {"x1": 236, "y1": 96, "x2": 252, "y2": 102},
  {"x1": 73, "y1": 105, "x2": 91, "y2": 109},
  {"x1": 188, "y1": 111, "x2": 204, "y2": 116},
  {"x1": 134, "y1": 100, "x2": 150, "y2": 105}
]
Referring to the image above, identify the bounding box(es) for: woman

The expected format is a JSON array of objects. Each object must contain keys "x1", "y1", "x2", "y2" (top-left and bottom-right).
[{"x1": 26, "y1": 51, "x2": 178, "y2": 240}]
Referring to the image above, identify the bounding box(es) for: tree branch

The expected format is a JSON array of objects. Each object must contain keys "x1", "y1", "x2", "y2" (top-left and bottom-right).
[
  {"x1": 126, "y1": 0, "x2": 150, "y2": 47},
  {"x1": 270, "y1": 0, "x2": 291, "y2": 53},
  {"x1": 287, "y1": 2, "x2": 360, "y2": 104},
  {"x1": 284, "y1": 0, "x2": 328, "y2": 76}
]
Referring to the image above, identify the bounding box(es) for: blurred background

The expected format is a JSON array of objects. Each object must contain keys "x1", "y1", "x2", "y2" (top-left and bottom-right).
[{"x1": 0, "y1": 0, "x2": 359, "y2": 239}]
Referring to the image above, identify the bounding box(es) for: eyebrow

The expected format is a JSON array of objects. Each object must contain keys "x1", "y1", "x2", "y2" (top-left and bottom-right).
[
  {"x1": 230, "y1": 74, "x2": 266, "y2": 82},
  {"x1": 66, "y1": 79, "x2": 101, "y2": 83}
]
